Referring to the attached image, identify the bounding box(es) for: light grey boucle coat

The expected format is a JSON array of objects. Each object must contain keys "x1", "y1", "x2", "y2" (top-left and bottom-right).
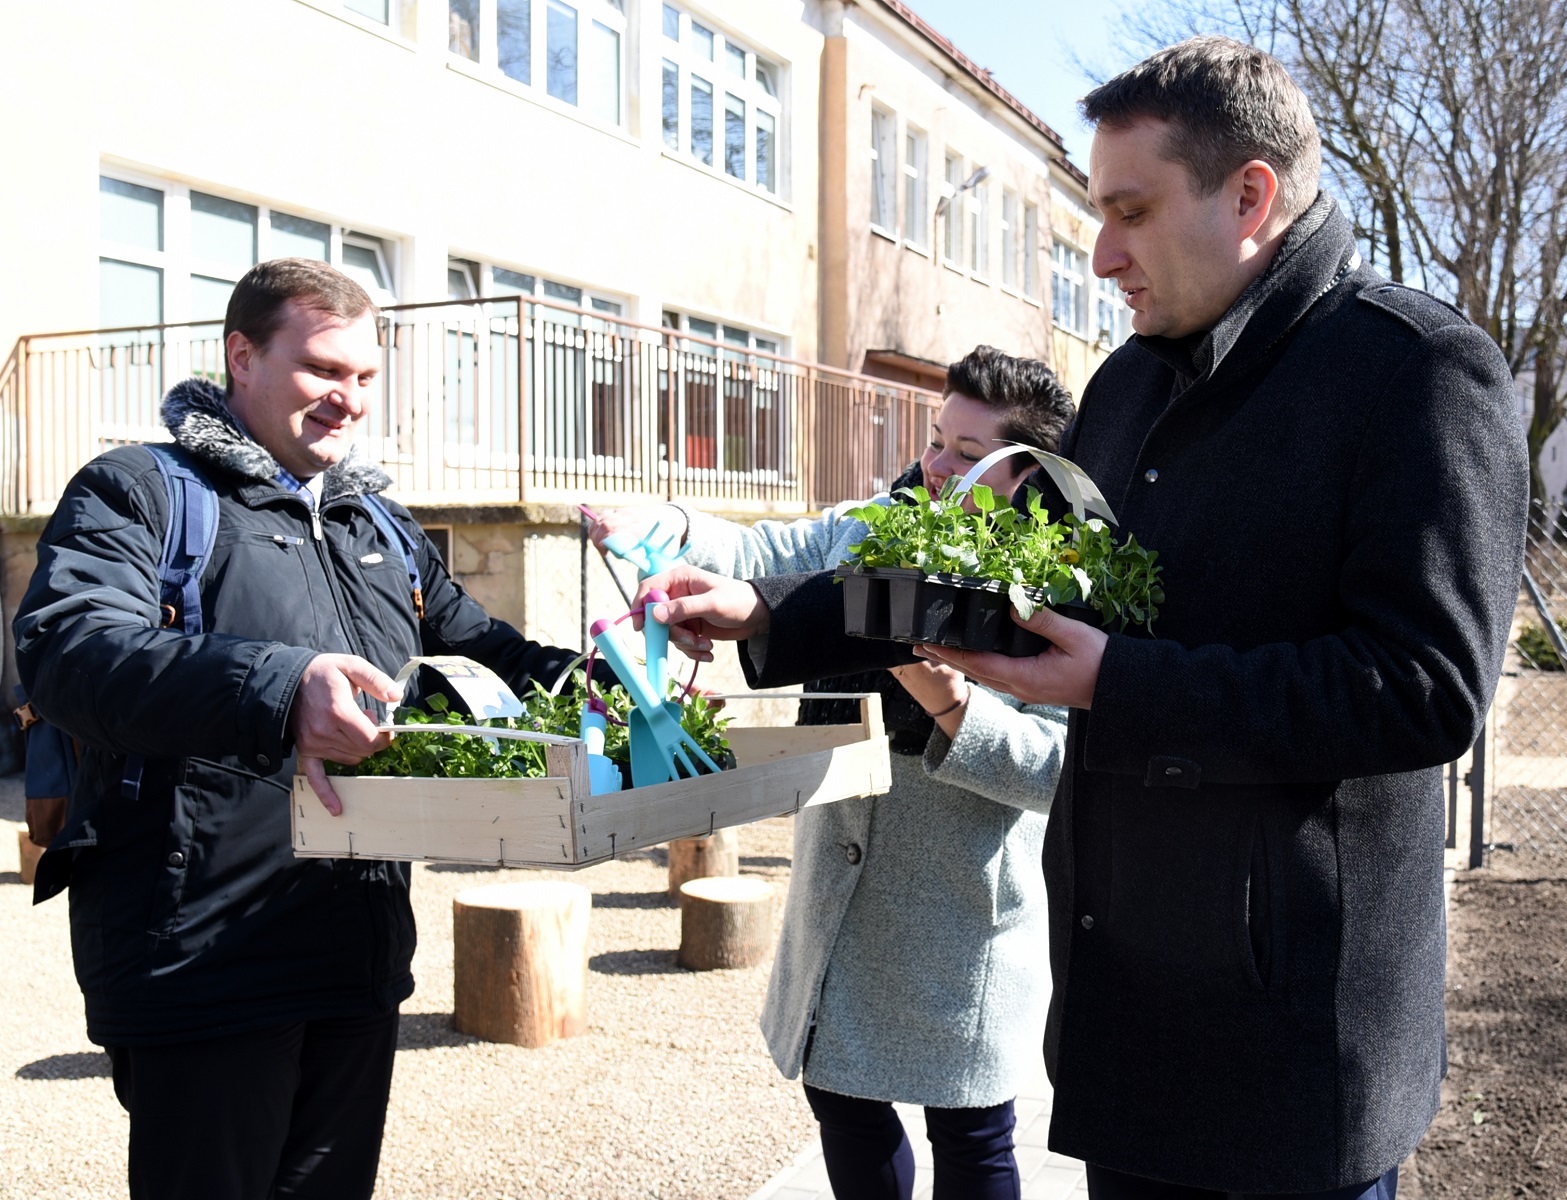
[{"x1": 675, "y1": 500, "x2": 1066, "y2": 1108}]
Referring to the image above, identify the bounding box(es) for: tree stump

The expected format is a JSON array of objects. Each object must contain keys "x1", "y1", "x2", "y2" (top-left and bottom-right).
[
  {"x1": 453, "y1": 881, "x2": 591, "y2": 1047},
  {"x1": 677, "y1": 876, "x2": 774, "y2": 970},
  {"x1": 666, "y1": 827, "x2": 740, "y2": 901},
  {"x1": 17, "y1": 829, "x2": 44, "y2": 887}
]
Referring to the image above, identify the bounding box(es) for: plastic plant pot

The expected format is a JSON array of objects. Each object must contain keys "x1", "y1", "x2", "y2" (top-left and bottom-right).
[{"x1": 835, "y1": 564, "x2": 1091, "y2": 657}]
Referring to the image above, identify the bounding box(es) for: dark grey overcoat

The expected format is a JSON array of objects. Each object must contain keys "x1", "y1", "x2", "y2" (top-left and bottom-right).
[{"x1": 740, "y1": 196, "x2": 1529, "y2": 1191}]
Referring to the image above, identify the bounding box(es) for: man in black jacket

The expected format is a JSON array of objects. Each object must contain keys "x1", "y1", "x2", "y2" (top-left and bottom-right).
[
  {"x1": 639, "y1": 37, "x2": 1529, "y2": 1200},
  {"x1": 15, "y1": 259, "x2": 588, "y2": 1200}
]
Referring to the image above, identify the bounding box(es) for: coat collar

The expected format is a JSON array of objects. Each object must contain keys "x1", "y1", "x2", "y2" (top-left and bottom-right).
[
  {"x1": 1133, "y1": 193, "x2": 1361, "y2": 393},
  {"x1": 161, "y1": 377, "x2": 393, "y2": 502}
]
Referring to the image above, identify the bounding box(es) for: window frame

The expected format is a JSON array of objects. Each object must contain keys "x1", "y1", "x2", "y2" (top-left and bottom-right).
[
  {"x1": 1001, "y1": 188, "x2": 1018, "y2": 291},
  {"x1": 1095, "y1": 274, "x2": 1132, "y2": 348},
  {"x1": 942, "y1": 152, "x2": 964, "y2": 267},
  {"x1": 97, "y1": 167, "x2": 401, "y2": 330},
  {"x1": 1022, "y1": 202, "x2": 1040, "y2": 299},
  {"x1": 902, "y1": 123, "x2": 928, "y2": 250},
  {"x1": 969, "y1": 178, "x2": 989, "y2": 280},
  {"x1": 869, "y1": 103, "x2": 897, "y2": 235},
  {"x1": 1051, "y1": 238, "x2": 1088, "y2": 338},
  {"x1": 446, "y1": 0, "x2": 627, "y2": 129},
  {"x1": 658, "y1": 3, "x2": 784, "y2": 199}
]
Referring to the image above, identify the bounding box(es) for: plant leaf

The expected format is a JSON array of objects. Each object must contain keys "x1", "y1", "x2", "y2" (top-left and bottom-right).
[{"x1": 1009, "y1": 582, "x2": 1036, "y2": 622}]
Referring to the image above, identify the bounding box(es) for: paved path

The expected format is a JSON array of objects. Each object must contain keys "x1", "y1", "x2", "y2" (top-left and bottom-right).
[{"x1": 749, "y1": 1053, "x2": 1087, "y2": 1200}]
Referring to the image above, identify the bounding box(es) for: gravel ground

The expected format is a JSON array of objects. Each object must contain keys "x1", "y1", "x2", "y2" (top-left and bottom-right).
[{"x1": 0, "y1": 772, "x2": 813, "y2": 1200}]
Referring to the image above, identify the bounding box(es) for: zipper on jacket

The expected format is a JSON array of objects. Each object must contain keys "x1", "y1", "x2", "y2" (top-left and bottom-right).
[{"x1": 310, "y1": 507, "x2": 323, "y2": 541}]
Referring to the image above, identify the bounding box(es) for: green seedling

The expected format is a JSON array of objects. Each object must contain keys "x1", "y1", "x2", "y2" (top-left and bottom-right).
[
  {"x1": 843, "y1": 481, "x2": 1165, "y2": 632},
  {"x1": 327, "y1": 672, "x2": 731, "y2": 780}
]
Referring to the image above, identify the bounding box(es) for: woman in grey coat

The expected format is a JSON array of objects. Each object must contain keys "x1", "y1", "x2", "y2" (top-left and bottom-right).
[{"x1": 592, "y1": 348, "x2": 1074, "y2": 1199}]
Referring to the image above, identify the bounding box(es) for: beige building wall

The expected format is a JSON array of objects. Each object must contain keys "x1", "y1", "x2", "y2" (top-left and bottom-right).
[
  {"x1": 0, "y1": 0, "x2": 823, "y2": 366},
  {"x1": 821, "y1": 1, "x2": 1053, "y2": 375},
  {"x1": 816, "y1": 0, "x2": 1057, "y2": 379}
]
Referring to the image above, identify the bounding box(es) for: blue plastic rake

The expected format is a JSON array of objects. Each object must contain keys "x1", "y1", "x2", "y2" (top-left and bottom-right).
[{"x1": 589, "y1": 600, "x2": 721, "y2": 788}]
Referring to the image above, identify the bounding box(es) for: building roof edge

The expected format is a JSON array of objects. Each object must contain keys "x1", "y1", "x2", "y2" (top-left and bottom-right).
[{"x1": 863, "y1": 0, "x2": 1069, "y2": 151}]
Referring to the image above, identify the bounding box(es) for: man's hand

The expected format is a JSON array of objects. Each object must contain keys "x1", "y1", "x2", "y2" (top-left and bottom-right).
[
  {"x1": 633, "y1": 565, "x2": 770, "y2": 662},
  {"x1": 587, "y1": 505, "x2": 685, "y2": 556},
  {"x1": 290, "y1": 654, "x2": 403, "y2": 816},
  {"x1": 24, "y1": 795, "x2": 67, "y2": 848},
  {"x1": 916, "y1": 605, "x2": 1108, "y2": 710}
]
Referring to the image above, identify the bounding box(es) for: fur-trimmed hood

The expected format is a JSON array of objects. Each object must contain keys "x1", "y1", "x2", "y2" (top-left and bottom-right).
[{"x1": 161, "y1": 377, "x2": 392, "y2": 502}]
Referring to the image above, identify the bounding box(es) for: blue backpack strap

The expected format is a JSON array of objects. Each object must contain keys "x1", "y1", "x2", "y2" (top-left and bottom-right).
[
  {"x1": 363, "y1": 493, "x2": 425, "y2": 619},
  {"x1": 143, "y1": 444, "x2": 220, "y2": 635},
  {"x1": 123, "y1": 443, "x2": 221, "y2": 799}
]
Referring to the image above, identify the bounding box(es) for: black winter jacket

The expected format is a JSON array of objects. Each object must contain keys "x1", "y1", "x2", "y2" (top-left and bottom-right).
[
  {"x1": 733, "y1": 197, "x2": 1529, "y2": 1190},
  {"x1": 14, "y1": 379, "x2": 583, "y2": 1046}
]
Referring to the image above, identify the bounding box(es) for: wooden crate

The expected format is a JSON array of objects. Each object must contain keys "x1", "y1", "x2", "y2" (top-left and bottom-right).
[{"x1": 291, "y1": 694, "x2": 889, "y2": 869}]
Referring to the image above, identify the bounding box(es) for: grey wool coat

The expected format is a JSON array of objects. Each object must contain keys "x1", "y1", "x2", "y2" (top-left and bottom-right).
[
  {"x1": 729, "y1": 196, "x2": 1530, "y2": 1191},
  {"x1": 677, "y1": 502, "x2": 1068, "y2": 1108}
]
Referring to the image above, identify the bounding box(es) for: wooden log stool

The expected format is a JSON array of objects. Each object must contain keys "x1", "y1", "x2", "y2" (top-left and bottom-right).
[
  {"x1": 666, "y1": 827, "x2": 740, "y2": 901},
  {"x1": 677, "y1": 875, "x2": 774, "y2": 971},
  {"x1": 452, "y1": 881, "x2": 591, "y2": 1048},
  {"x1": 17, "y1": 828, "x2": 45, "y2": 887}
]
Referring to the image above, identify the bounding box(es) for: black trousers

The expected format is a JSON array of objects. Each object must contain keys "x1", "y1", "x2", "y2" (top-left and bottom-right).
[
  {"x1": 108, "y1": 1009, "x2": 400, "y2": 1200},
  {"x1": 805, "y1": 1083, "x2": 1021, "y2": 1200}
]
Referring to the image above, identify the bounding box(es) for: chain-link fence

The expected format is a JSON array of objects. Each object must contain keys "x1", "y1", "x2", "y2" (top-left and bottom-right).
[{"x1": 1486, "y1": 500, "x2": 1567, "y2": 859}]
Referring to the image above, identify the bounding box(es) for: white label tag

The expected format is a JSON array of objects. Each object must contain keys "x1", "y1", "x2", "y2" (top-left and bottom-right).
[{"x1": 392, "y1": 655, "x2": 525, "y2": 719}]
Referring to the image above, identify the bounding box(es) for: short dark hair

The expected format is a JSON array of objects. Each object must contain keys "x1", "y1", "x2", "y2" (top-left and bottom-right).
[
  {"x1": 223, "y1": 258, "x2": 378, "y2": 390},
  {"x1": 1081, "y1": 36, "x2": 1322, "y2": 222},
  {"x1": 944, "y1": 346, "x2": 1075, "y2": 453}
]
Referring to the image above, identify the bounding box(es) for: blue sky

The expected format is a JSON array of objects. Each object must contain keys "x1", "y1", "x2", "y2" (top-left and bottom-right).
[{"x1": 900, "y1": 1, "x2": 1145, "y2": 164}]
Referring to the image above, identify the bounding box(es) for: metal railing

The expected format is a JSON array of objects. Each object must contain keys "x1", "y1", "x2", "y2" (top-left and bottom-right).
[{"x1": 0, "y1": 296, "x2": 941, "y2": 515}]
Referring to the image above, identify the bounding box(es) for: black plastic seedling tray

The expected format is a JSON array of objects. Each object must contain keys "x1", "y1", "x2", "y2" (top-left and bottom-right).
[{"x1": 835, "y1": 564, "x2": 1079, "y2": 657}]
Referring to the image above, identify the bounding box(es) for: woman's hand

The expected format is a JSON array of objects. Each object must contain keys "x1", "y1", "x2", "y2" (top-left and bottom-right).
[
  {"x1": 633, "y1": 565, "x2": 770, "y2": 662},
  {"x1": 587, "y1": 505, "x2": 685, "y2": 557},
  {"x1": 889, "y1": 661, "x2": 971, "y2": 738}
]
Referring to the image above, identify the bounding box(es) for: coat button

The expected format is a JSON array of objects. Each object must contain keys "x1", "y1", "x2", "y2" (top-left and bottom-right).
[
  {"x1": 1144, "y1": 468, "x2": 1159, "y2": 483},
  {"x1": 168, "y1": 851, "x2": 186, "y2": 868},
  {"x1": 257, "y1": 754, "x2": 271, "y2": 768},
  {"x1": 1080, "y1": 914, "x2": 1094, "y2": 930},
  {"x1": 845, "y1": 843, "x2": 863, "y2": 865}
]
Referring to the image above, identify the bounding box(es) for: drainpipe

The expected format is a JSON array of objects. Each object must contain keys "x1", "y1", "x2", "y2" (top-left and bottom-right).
[{"x1": 818, "y1": 0, "x2": 850, "y2": 371}]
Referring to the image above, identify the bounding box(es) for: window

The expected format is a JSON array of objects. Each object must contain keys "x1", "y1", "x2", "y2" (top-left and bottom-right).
[
  {"x1": 1001, "y1": 189, "x2": 1018, "y2": 289},
  {"x1": 447, "y1": 0, "x2": 625, "y2": 126},
  {"x1": 1052, "y1": 240, "x2": 1086, "y2": 336},
  {"x1": 98, "y1": 172, "x2": 399, "y2": 336},
  {"x1": 662, "y1": 311, "x2": 779, "y2": 358},
  {"x1": 870, "y1": 106, "x2": 896, "y2": 231},
  {"x1": 661, "y1": 311, "x2": 785, "y2": 477},
  {"x1": 660, "y1": 5, "x2": 782, "y2": 196},
  {"x1": 448, "y1": 259, "x2": 480, "y2": 300},
  {"x1": 943, "y1": 153, "x2": 963, "y2": 264},
  {"x1": 345, "y1": 0, "x2": 389, "y2": 21},
  {"x1": 971, "y1": 179, "x2": 989, "y2": 277},
  {"x1": 1023, "y1": 203, "x2": 1039, "y2": 298},
  {"x1": 903, "y1": 126, "x2": 927, "y2": 248},
  {"x1": 1095, "y1": 276, "x2": 1132, "y2": 347}
]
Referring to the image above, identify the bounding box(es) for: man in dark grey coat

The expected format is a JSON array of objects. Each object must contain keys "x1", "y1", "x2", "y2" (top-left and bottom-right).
[{"x1": 638, "y1": 37, "x2": 1530, "y2": 1199}]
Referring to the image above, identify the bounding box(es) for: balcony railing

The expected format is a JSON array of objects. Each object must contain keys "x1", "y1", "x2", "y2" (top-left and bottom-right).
[{"x1": 0, "y1": 297, "x2": 940, "y2": 517}]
